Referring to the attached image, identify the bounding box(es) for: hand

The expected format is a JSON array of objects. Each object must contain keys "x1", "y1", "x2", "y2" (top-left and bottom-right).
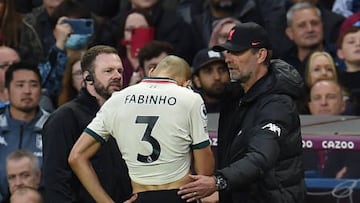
[
  {"x1": 201, "y1": 191, "x2": 219, "y2": 203},
  {"x1": 178, "y1": 175, "x2": 217, "y2": 202},
  {"x1": 129, "y1": 71, "x2": 143, "y2": 86},
  {"x1": 53, "y1": 16, "x2": 73, "y2": 50},
  {"x1": 335, "y1": 167, "x2": 347, "y2": 178},
  {"x1": 123, "y1": 193, "x2": 137, "y2": 203}
]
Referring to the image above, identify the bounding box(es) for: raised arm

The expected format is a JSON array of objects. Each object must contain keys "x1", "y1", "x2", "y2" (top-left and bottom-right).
[{"x1": 68, "y1": 132, "x2": 114, "y2": 203}]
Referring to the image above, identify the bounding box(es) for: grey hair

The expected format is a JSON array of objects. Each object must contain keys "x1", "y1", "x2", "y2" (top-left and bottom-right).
[
  {"x1": 6, "y1": 149, "x2": 40, "y2": 172},
  {"x1": 286, "y1": 2, "x2": 321, "y2": 27}
]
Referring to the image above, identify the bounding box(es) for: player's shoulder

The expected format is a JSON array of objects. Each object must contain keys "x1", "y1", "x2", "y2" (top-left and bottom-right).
[{"x1": 175, "y1": 86, "x2": 204, "y2": 102}]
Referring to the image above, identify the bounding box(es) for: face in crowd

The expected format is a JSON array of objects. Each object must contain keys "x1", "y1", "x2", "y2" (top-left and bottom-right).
[
  {"x1": 6, "y1": 156, "x2": 41, "y2": 194},
  {"x1": 337, "y1": 29, "x2": 360, "y2": 71},
  {"x1": 0, "y1": 47, "x2": 20, "y2": 92},
  {"x1": 286, "y1": 6, "x2": 323, "y2": 49},
  {"x1": 131, "y1": 0, "x2": 158, "y2": 9},
  {"x1": 306, "y1": 52, "x2": 337, "y2": 87},
  {"x1": 308, "y1": 80, "x2": 346, "y2": 115},
  {"x1": 143, "y1": 52, "x2": 168, "y2": 77},
  {"x1": 7, "y1": 69, "x2": 41, "y2": 113},
  {"x1": 71, "y1": 59, "x2": 83, "y2": 92},
  {"x1": 193, "y1": 61, "x2": 230, "y2": 98}
]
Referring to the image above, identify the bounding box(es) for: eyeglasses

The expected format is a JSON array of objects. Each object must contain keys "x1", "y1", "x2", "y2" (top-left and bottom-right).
[{"x1": 72, "y1": 70, "x2": 83, "y2": 80}]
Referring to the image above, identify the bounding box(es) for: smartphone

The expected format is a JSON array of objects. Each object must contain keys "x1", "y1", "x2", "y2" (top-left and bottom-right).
[
  {"x1": 130, "y1": 27, "x2": 155, "y2": 58},
  {"x1": 63, "y1": 18, "x2": 94, "y2": 35}
]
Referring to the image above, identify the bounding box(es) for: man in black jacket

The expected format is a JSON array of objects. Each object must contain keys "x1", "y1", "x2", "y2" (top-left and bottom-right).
[
  {"x1": 178, "y1": 22, "x2": 306, "y2": 203},
  {"x1": 42, "y1": 45, "x2": 132, "y2": 203}
]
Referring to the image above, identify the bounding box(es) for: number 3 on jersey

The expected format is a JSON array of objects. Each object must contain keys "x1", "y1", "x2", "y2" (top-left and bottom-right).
[{"x1": 136, "y1": 116, "x2": 161, "y2": 163}]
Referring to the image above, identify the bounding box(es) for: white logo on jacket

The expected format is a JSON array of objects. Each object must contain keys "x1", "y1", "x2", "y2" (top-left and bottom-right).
[
  {"x1": 261, "y1": 123, "x2": 281, "y2": 137},
  {"x1": 0, "y1": 136, "x2": 7, "y2": 146}
]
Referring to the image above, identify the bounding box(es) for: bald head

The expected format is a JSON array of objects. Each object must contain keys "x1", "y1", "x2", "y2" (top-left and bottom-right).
[
  {"x1": 308, "y1": 80, "x2": 346, "y2": 115},
  {"x1": 0, "y1": 46, "x2": 20, "y2": 67},
  {"x1": 0, "y1": 46, "x2": 20, "y2": 93},
  {"x1": 150, "y1": 55, "x2": 191, "y2": 86},
  {"x1": 10, "y1": 186, "x2": 43, "y2": 203}
]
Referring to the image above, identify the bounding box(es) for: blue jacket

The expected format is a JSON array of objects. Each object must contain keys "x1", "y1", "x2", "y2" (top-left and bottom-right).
[{"x1": 0, "y1": 107, "x2": 50, "y2": 202}]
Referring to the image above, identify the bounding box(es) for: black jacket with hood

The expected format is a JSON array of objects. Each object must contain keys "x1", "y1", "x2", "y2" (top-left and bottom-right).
[{"x1": 217, "y1": 59, "x2": 306, "y2": 203}]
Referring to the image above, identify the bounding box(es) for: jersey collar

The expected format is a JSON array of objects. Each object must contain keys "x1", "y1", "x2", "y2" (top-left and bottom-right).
[{"x1": 142, "y1": 77, "x2": 177, "y2": 84}]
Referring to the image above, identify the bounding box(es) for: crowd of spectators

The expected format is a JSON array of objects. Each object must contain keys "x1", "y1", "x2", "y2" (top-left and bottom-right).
[{"x1": 0, "y1": 0, "x2": 360, "y2": 202}]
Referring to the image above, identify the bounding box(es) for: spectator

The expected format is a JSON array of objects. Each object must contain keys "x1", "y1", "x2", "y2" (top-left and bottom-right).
[
  {"x1": 0, "y1": 0, "x2": 23, "y2": 49},
  {"x1": 0, "y1": 46, "x2": 55, "y2": 112},
  {"x1": 179, "y1": 22, "x2": 305, "y2": 203},
  {"x1": 1, "y1": 150, "x2": 42, "y2": 203},
  {"x1": 304, "y1": 51, "x2": 338, "y2": 87},
  {"x1": 306, "y1": 79, "x2": 357, "y2": 179},
  {"x1": 38, "y1": 0, "x2": 93, "y2": 104},
  {"x1": 18, "y1": 0, "x2": 65, "y2": 65},
  {"x1": 308, "y1": 79, "x2": 346, "y2": 115},
  {"x1": 283, "y1": 2, "x2": 335, "y2": 78},
  {"x1": 332, "y1": 0, "x2": 360, "y2": 17},
  {"x1": 57, "y1": 49, "x2": 84, "y2": 106},
  {"x1": 208, "y1": 17, "x2": 241, "y2": 48},
  {"x1": 112, "y1": 9, "x2": 154, "y2": 87},
  {"x1": 42, "y1": 45, "x2": 132, "y2": 203},
  {"x1": 283, "y1": 0, "x2": 344, "y2": 60},
  {"x1": 191, "y1": 0, "x2": 264, "y2": 51},
  {"x1": 0, "y1": 46, "x2": 20, "y2": 107},
  {"x1": 298, "y1": 51, "x2": 341, "y2": 114},
  {"x1": 256, "y1": 0, "x2": 289, "y2": 58},
  {"x1": 96, "y1": 0, "x2": 195, "y2": 63},
  {"x1": 9, "y1": 186, "x2": 43, "y2": 203},
  {"x1": 175, "y1": 0, "x2": 204, "y2": 24},
  {"x1": 69, "y1": 55, "x2": 214, "y2": 203},
  {"x1": 336, "y1": 12, "x2": 360, "y2": 115},
  {"x1": 13, "y1": 0, "x2": 42, "y2": 14},
  {"x1": 191, "y1": 48, "x2": 230, "y2": 113},
  {"x1": 0, "y1": 62, "x2": 50, "y2": 202},
  {"x1": 305, "y1": 79, "x2": 356, "y2": 202},
  {"x1": 191, "y1": 48, "x2": 230, "y2": 203},
  {"x1": 137, "y1": 40, "x2": 174, "y2": 78},
  {"x1": 76, "y1": 0, "x2": 120, "y2": 25}
]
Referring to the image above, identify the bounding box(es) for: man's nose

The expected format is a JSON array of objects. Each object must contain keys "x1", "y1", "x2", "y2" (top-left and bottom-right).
[{"x1": 14, "y1": 176, "x2": 24, "y2": 186}]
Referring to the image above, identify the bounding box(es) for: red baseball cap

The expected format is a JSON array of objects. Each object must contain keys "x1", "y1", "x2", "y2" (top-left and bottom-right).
[{"x1": 337, "y1": 12, "x2": 360, "y2": 46}]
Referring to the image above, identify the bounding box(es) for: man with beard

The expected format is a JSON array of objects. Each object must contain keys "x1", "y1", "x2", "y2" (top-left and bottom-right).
[
  {"x1": 192, "y1": 48, "x2": 230, "y2": 113},
  {"x1": 0, "y1": 63, "x2": 50, "y2": 202},
  {"x1": 179, "y1": 22, "x2": 305, "y2": 203},
  {"x1": 68, "y1": 55, "x2": 214, "y2": 203},
  {"x1": 42, "y1": 45, "x2": 133, "y2": 203}
]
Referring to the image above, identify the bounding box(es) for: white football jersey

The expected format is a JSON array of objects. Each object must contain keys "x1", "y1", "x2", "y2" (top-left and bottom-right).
[{"x1": 86, "y1": 78, "x2": 210, "y2": 185}]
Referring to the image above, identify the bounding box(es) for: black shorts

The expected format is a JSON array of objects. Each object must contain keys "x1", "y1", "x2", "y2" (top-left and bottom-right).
[{"x1": 135, "y1": 189, "x2": 197, "y2": 203}]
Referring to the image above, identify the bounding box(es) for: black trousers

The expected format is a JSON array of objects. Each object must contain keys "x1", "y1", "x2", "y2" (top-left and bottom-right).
[{"x1": 135, "y1": 189, "x2": 197, "y2": 203}]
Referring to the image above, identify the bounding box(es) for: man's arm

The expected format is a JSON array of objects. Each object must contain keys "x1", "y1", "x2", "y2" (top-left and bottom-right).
[
  {"x1": 193, "y1": 146, "x2": 215, "y2": 176},
  {"x1": 68, "y1": 132, "x2": 114, "y2": 203},
  {"x1": 177, "y1": 145, "x2": 216, "y2": 202}
]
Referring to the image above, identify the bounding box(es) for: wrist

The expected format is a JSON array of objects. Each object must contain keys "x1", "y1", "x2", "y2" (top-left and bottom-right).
[{"x1": 215, "y1": 174, "x2": 228, "y2": 191}]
